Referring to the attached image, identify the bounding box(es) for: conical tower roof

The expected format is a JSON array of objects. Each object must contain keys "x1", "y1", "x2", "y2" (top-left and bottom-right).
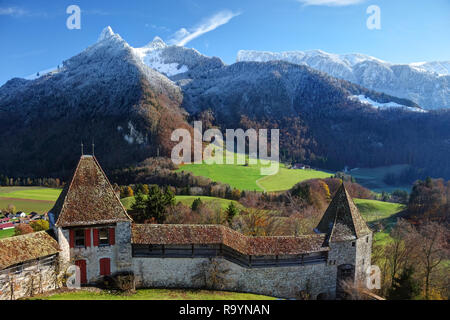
[
  {"x1": 53, "y1": 155, "x2": 132, "y2": 227},
  {"x1": 316, "y1": 183, "x2": 371, "y2": 242}
]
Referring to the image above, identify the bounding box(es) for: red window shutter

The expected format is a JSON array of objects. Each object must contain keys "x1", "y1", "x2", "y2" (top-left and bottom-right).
[
  {"x1": 69, "y1": 230, "x2": 75, "y2": 248},
  {"x1": 85, "y1": 229, "x2": 91, "y2": 247},
  {"x1": 75, "y1": 260, "x2": 87, "y2": 284},
  {"x1": 109, "y1": 228, "x2": 115, "y2": 245},
  {"x1": 105, "y1": 258, "x2": 111, "y2": 275},
  {"x1": 93, "y1": 229, "x2": 99, "y2": 247}
]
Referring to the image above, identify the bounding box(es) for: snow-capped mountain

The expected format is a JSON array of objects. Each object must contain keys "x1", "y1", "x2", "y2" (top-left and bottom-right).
[
  {"x1": 1, "y1": 26, "x2": 449, "y2": 179},
  {"x1": 132, "y1": 36, "x2": 224, "y2": 80},
  {"x1": 410, "y1": 61, "x2": 450, "y2": 76},
  {"x1": 237, "y1": 50, "x2": 450, "y2": 110}
]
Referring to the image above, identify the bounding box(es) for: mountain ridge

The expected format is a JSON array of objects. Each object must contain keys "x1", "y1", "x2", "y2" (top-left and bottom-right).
[
  {"x1": 0, "y1": 26, "x2": 449, "y2": 181},
  {"x1": 237, "y1": 49, "x2": 449, "y2": 110}
]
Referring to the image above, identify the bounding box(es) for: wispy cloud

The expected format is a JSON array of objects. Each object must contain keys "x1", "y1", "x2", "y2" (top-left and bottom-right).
[
  {"x1": 145, "y1": 24, "x2": 171, "y2": 33},
  {"x1": 297, "y1": 0, "x2": 365, "y2": 6},
  {"x1": 0, "y1": 7, "x2": 28, "y2": 16},
  {"x1": 168, "y1": 10, "x2": 241, "y2": 46}
]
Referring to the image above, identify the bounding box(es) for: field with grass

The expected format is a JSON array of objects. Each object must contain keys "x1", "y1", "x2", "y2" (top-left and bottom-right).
[
  {"x1": 0, "y1": 186, "x2": 61, "y2": 214},
  {"x1": 30, "y1": 288, "x2": 276, "y2": 300},
  {"x1": 350, "y1": 164, "x2": 411, "y2": 193},
  {"x1": 354, "y1": 198, "x2": 404, "y2": 223},
  {"x1": 0, "y1": 187, "x2": 61, "y2": 201},
  {"x1": 353, "y1": 198, "x2": 404, "y2": 246},
  {"x1": 177, "y1": 150, "x2": 332, "y2": 192},
  {"x1": 0, "y1": 228, "x2": 15, "y2": 239},
  {"x1": 258, "y1": 167, "x2": 332, "y2": 192}
]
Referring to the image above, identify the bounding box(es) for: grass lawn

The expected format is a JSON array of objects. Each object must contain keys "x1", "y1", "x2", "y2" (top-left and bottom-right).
[
  {"x1": 0, "y1": 228, "x2": 15, "y2": 239},
  {"x1": 30, "y1": 288, "x2": 276, "y2": 300},
  {"x1": 121, "y1": 195, "x2": 242, "y2": 211}
]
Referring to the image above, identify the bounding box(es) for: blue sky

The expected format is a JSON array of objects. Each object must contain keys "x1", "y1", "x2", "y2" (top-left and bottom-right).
[{"x1": 0, "y1": 0, "x2": 449, "y2": 85}]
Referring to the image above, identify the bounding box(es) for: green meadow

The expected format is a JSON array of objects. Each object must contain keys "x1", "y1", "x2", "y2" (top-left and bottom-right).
[
  {"x1": 353, "y1": 198, "x2": 404, "y2": 223},
  {"x1": 0, "y1": 187, "x2": 61, "y2": 214},
  {"x1": 0, "y1": 187, "x2": 61, "y2": 201},
  {"x1": 177, "y1": 150, "x2": 332, "y2": 192},
  {"x1": 350, "y1": 164, "x2": 412, "y2": 193}
]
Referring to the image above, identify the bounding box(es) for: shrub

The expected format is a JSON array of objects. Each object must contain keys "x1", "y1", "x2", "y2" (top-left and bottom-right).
[
  {"x1": 30, "y1": 220, "x2": 49, "y2": 232},
  {"x1": 14, "y1": 224, "x2": 33, "y2": 236}
]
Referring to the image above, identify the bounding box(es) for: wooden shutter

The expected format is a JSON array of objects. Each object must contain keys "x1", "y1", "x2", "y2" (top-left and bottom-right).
[
  {"x1": 85, "y1": 229, "x2": 91, "y2": 247},
  {"x1": 75, "y1": 260, "x2": 87, "y2": 284},
  {"x1": 100, "y1": 258, "x2": 111, "y2": 276},
  {"x1": 69, "y1": 230, "x2": 75, "y2": 248},
  {"x1": 93, "y1": 229, "x2": 99, "y2": 247},
  {"x1": 109, "y1": 228, "x2": 115, "y2": 245}
]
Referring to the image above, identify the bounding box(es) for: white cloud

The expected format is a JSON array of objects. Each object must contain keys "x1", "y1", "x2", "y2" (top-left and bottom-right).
[
  {"x1": 168, "y1": 10, "x2": 241, "y2": 46},
  {"x1": 297, "y1": 0, "x2": 365, "y2": 6},
  {"x1": 0, "y1": 7, "x2": 27, "y2": 16}
]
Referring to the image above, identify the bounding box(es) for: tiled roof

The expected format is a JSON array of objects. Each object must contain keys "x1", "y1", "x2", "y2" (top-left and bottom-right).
[
  {"x1": 316, "y1": 183, "x2": 371, "y2": 242},
  {"x1": 53, "y1": 155, "x2": 132, "y2": 227},
  {"x1": 0, "y1": 231, "x2": 60, "y2": 270},
  {"x1": 132, "y1": 224, "x2": 328, "y2": 255}
]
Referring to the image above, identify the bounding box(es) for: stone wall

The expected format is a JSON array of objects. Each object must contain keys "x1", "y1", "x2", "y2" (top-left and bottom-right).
[
  {"x1": 58, "y1": 222, "x2": 132, "y2": 283},
  {"x1": 355, "y1": 233, "x2": 372, "y2": 283},
  {"x1": 132, "y1": 257, "x2": 337, "y2": 299},
  {"x1": 0, "y1": 255, "x2": 59, "y2": 300},
  {"x1": 115, "y1": 222, "x2": 132, "y2": 271}
]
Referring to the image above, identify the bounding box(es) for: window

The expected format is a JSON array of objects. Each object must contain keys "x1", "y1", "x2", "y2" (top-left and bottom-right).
[
  {"x1": 366, "y1": 236, "x2": 369, "y2": 243},
  {"x1": 75, "y1": 230, "x2": 85, "y2": 247},
  {"x1": 352, "y1": 242, "x2": 356, "y2": 247},
  {"x1": 99, "y1": 228, "x2": 110, "y2": 246}
]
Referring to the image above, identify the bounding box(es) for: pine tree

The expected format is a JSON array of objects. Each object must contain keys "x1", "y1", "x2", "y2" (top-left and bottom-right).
[
  {"x1": 143, "y1": 185, "x2": 175, "y2": 223},
  {"x1": 131, "y1": 191, "x2": 147, "y2": 222},
  {"x1": 388, "y1": 267, "x2": 421, "y2": 300},
  {"x1": 191, "y1": 198, "x2": 203, "y2": 211},
  {"x1": 225, "y1": 202, "x2": 239, "y2": 224}
]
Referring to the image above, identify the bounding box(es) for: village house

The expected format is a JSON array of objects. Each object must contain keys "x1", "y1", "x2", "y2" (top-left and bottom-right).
[{"x1": 0, "y1": 155, "x2": 373, "y2": 300}]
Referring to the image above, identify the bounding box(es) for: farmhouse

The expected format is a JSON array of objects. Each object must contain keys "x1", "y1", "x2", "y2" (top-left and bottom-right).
[{"x1": 0, "y1": 155, "x2": 372, "y2": 300}]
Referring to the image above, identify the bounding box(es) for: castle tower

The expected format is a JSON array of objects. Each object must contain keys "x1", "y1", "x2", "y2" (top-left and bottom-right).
[
  {"x1": 316, "y1": 183, "x2": 372, "y2": 298},
  {"x1": 49, "y1": 155, "x2": 133, "y2": 284}
]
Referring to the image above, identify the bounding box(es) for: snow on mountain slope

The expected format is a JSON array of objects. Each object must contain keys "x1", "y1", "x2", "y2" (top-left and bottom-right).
[
  {"x1": 348, "y1": 95, "x2": 427, "y2": 113},
  {"x1": 132, "y1": 36, "x2": 224, "y2": 79},
  {"x1": 237, "y1": 50, "x2": 450, "y2": 110},
  {"x1": 410, "y1": 61, "x2": 450, "y2": 76},
  {"x1": 133, "y1": 37, "x2": 189, "y2": 77}
]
